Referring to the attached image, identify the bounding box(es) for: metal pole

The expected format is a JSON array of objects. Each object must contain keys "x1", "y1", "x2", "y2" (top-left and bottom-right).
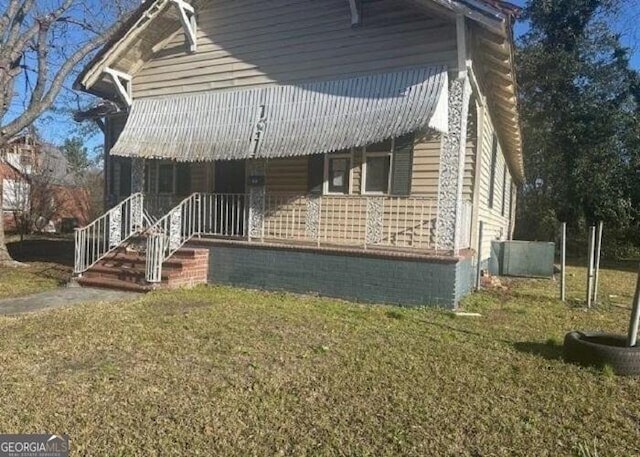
[
  {"x1": 475, "y1": 221, "x2": 483, "y2": 291},
  {"x1": 592, "y1": 221, "x2": 603, "y2": 305},
  {"x1": 586, "y1": 225, "x2": 596, "y2": 308},
  {"x1": 627, "y1": 264, "x2": 640, "y2": 347},
  {"x1": 560, "y1": 222, "x2": 566, "y2": 302}
]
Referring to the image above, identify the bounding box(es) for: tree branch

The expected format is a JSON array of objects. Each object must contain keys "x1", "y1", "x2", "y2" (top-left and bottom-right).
[
  {"x1": 0, "y1": 0, "x2": 22, "y2": 38},
  {"x1": 0, "y1": 15, "x2": 125, "y2": 141}
]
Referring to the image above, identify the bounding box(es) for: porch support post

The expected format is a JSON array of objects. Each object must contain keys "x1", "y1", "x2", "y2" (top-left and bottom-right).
[
  {"x1": 247, "y1": 159, "x2": 266, "y2": 239},
  {"x1": 131, "y1": 157, "x2": 145, "y2": 194},
  {"x1": 435, "y1": 76, "x2": 471, "y2": 253},
  {"x1": 305, "y1": 195, "x2": 321, "y2": 240}
]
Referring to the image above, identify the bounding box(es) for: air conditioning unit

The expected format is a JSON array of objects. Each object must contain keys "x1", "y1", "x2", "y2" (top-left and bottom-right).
[{"x1": 490, "y1": 241, "x2": 555, "y2": 278}]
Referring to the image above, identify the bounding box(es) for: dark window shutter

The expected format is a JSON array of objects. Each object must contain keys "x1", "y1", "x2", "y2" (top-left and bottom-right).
[
  {"x1": 176, "y1": 163, "x2": 191, "y2": 196},
  {"x1": 119, "y1": 158, "x2": 132, "y2": 195},
  {"x1": 308, "y1": 154, "x2": 324, "y2": 194},
  {"x1": 488, "y1": 134, "x2": 498, "y2": 208},
  {"x1": 501, "y1": 164, "x2": 507, "y2": 216},
  {"x1": 391, "y1": 133, "x2": 414, "y2": 195}
]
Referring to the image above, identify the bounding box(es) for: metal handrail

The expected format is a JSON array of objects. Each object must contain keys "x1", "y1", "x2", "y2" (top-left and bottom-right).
[
  {"x1": 144, "y1": 192, "x2": 247, "y2": 282},
  {"x1": 144, "y1": 193, "x2": 200, "y2": 283},
  {"x1": 74, "y1": 192, "x2": 145, "y2": 274}
]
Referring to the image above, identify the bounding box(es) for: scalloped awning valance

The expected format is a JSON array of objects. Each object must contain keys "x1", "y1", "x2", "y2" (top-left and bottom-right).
[{"x1": 111, "y1": 66, "x2": 449, "y2": 162}]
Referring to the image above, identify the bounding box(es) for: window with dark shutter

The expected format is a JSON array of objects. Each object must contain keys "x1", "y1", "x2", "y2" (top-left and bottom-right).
[
  {"x1": 488, "y1": 134, "x2": 498, "y2": 208},
  {"x1": 501, "y1": 164, "x2": 507, "y2": 217},
  {"x1": 307, "y1": 154, "x2": 324, "y2": 194},
  {"x1": 391, "y1": 133, "x2": 414, "y2": 195}
]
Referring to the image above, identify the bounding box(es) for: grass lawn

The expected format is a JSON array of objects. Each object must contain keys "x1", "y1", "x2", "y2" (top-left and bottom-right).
[
  {"x1": 0, "y1": 236, "x2": 73, "y2": 298},
  {"x1": 0, "y1": 262, "x2": 639, "y2": 456}
]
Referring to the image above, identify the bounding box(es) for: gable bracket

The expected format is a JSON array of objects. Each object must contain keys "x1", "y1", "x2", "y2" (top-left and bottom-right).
[
  {"x1": 170, "y1": 0, "x2": 197, "y2": 52},
  {"x1": 347, "y1": 0, "x2": 361, "y2": 26},
  {"x1": 104, "y1": 67, "x2": 132, "y2": 106}
]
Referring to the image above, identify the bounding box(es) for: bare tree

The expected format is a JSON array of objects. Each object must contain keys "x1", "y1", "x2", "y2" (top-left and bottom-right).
[{"x1": 0, "y1": 0, "x2": 135, "y2": 263}]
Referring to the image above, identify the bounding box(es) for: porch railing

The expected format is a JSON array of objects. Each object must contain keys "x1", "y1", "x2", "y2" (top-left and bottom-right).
[
  {"x1": 99, "y1": 191, "x2": 469, "y2": 283},
  {"x1": 262, "y1": 193, "x2": 438, "y2": 250},
  {"x1": 74, "y1": 192, "x2": 144, "y2": 274}
]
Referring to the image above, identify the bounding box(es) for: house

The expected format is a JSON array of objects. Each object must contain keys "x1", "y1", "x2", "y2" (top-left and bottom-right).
[
  {"x1": 73, "y1": 0, "x2": 523, "y2": 307},
  {"x1": 0, "y1": 133, "x2": 91, "y2": 233}
]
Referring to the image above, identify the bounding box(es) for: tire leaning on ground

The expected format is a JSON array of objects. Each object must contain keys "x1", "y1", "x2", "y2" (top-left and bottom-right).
[{"x1": 564, "y1": 331, "x2": 640, "y2": 376}]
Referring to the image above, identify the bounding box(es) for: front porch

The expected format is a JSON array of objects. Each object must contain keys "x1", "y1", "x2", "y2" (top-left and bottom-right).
[
  {"x1": 73, "y1": 187, "x2": 475, "y2": 306},
  {"x1": 142, "y1": 191, "x2": 471, "y2": 254}
]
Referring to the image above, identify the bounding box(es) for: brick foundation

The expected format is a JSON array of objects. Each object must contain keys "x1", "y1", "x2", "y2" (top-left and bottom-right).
[{"x1": 190, "y1": 239, "x2": 474, "y2": 308}]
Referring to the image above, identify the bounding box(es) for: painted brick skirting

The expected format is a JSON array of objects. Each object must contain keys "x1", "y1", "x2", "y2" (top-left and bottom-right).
[{"x1": 191, "y1": 240, "x2": 474, "y2": 308}]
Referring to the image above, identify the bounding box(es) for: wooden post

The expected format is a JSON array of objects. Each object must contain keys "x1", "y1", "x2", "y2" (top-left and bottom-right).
[
  {"x1": 586, "y1": 225, "x2": 596, "y2": 309},
  {"x1": 475, "y1": 221, "x2": 483, "y2": 291},
  {"x1": 627, "y1": 265, "x2": 640, "y2": 347},
  {"x1": 593, "y1": 221, "x2": 603, "y2": 305},
  {"x1": 560, "y1": 222, "x2": 566, "y2": 302}
]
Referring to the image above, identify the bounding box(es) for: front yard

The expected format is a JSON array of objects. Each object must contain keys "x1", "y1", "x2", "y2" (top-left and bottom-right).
[
  {"x1": 0, "y1": 261, "x2": 638, "y2": 455},
  {"x1": 0, "y1": 237, "x2": 72, "y2": 298}
]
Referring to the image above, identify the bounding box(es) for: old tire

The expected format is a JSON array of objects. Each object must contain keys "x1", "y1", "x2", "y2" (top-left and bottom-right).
[{"x1": 564, "y1": 331, "x2": 640, "y2": 376}]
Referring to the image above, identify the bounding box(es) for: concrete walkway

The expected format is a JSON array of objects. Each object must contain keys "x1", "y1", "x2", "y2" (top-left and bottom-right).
[{"x1": 0, "y1": 287, "x2": 138, "y2": 316}]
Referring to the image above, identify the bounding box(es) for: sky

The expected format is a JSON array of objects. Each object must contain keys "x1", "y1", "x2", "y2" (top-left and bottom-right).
[
  {"x1": 14, "y1": 0, "x2": 640, "y2": 153},
  {"x1": 510, "y1": 0, "x2": 640, "y2": 68}
]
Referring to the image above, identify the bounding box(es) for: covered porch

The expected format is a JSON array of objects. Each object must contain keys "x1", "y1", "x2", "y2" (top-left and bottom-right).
[{"x1": 140, "y1": 190, "x2": 471, "y2": 254}]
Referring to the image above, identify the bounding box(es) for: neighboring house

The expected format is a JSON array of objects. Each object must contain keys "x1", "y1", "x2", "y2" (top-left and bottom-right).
[
  {"x1": 0, "y1": 134, "x2": 91, "y2": 232},
  {"x1": 73, "y1": 0, "x2": 523, "y2": 307}
]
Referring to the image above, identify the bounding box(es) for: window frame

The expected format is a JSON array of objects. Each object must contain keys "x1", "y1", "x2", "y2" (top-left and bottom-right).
[
  {"x1": 323, "y1": 151, "x2": 353, "y2": 195},
  {"x1": 361, "y1": 139, "x2": 394, "y2": 196}
]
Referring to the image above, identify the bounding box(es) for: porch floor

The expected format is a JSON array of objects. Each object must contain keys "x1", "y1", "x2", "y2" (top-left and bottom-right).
[{"x1": 188, "y1": 236, "x2": 472, "y2": 262}]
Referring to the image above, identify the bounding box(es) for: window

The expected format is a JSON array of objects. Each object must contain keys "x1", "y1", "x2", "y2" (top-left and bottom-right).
[
  {"x1": 157, "y1": 163, "x2": 174, "y2": 193},
  {"x1": 362, "y1": 140, "x2": 392, "y2": 194},
  {"x1": 364, "y1": 154, "x2": 391, "y2": 193},
  {"x1": 19, "y1": 154, "x2": 32, "y2": 166},
  {"x1": 488, "y1": 134, "x2": 498, "y2": 208},
  {"x1": 324, "y1": 152, "x2": 352, "y2": 195},
  {"x1": 143, "y1": 161, "x2": 191, "y2": 195}
]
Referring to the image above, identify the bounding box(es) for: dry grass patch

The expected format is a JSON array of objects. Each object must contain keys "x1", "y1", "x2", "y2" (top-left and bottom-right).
[
  {"x1": 0, "y1": 261, "x2": 70, "y2": 298},
  {"x1": 0, "y1": 264, "x2": 638, "y2": 456}
]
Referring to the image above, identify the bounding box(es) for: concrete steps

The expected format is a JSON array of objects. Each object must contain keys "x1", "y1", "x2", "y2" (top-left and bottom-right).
[{"x1": 76, "y1": 247, "x2": 209, "y2": 292}]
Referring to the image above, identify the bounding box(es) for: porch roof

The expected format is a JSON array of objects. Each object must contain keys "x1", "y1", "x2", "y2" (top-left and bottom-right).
[{"x1": 110, "y1": 66, "x2": 448, "y2": 162}]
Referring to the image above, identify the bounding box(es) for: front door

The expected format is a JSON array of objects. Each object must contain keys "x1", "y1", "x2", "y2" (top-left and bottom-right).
[
  {"x1": 214, "y1": 160, "x2": 246, "y2": 194},
  {"x1": 213, "y1": 160, "x2": 246, "y2": 236}
]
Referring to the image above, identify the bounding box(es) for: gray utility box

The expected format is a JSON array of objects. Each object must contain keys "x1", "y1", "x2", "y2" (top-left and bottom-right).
[{"x1": 490, "y1": 241, "x2": 555, "y2": 278}]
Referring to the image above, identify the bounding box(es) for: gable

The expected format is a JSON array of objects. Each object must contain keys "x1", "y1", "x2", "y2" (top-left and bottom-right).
[{"x1": 131, "y1": 0, "x2": 458, "y2": 98}]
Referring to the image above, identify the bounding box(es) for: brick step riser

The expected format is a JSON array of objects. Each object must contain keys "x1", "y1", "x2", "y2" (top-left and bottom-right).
[
  {"x1": 76, "y1": 276, "x2": 153, "y2": 293},
  {"x1": 97, "y1": 261, "x2": 185, "y2": 271},
  {"x1": 78, "y1": 248, "x2": 210, "y2": 292}
]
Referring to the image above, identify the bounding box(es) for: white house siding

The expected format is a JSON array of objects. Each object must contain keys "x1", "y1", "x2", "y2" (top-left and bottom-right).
[
  {"x1": 410, "y1": 131, "x2": 476, "y2": 201},
  {"x1": 131, "y1": 0, "x2": 458, "y2": 97},
  {"x1": 2, "y1": 179, "x2": 29, "y2": 211},
  {"x1": 476, "y1": 108, "x2": 513, "y2": 262}
]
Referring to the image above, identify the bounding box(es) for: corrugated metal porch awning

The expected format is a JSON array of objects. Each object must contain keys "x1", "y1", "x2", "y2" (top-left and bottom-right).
[{"x1": 111, "y1": 66, "x2": 449, "y2": 161}]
